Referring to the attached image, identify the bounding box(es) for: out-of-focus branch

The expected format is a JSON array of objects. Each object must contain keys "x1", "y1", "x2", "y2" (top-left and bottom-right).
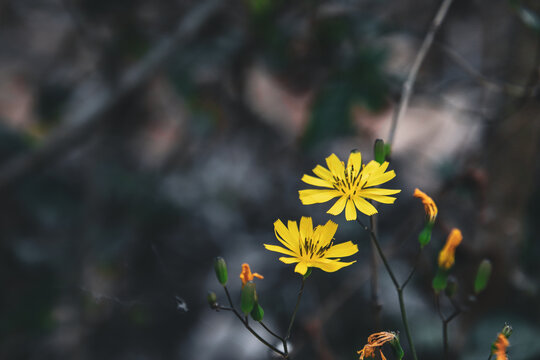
[
  {"x1": 388, "y1": 0, "x2": 454, "y2": 147},
  {"x1": 439, "y1": 43, "x2": 540, "y2": 97},
  {"x1": 0, "y1": 0, "x2": 222, "y2": 189}
]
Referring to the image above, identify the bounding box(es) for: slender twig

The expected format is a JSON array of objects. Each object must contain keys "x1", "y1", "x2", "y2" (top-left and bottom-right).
[
  {"x1": 367, "y1": 223, "x2": 418, "y2": 360},
  {"x1": 283, "y1": 277, "x2": 306, "y2": 356},
  {"x1": 438, "y1": 42, "x2": 539, "y2": 97},
  {"x1": 388, "y1": 0, "x2": 455, "y2": 147},
  {"x1": 401, "y1": 249, "x2": 422, "y2": 290},
  {"x1": 259, "y1": 321, "x2": 285, "y2": 343},
  {"x1": 221, "y1": 286, "x2": 286, "y2": 357},
  {"x1": 369, "y1": 214, "x2": 382, "y2": 330},
  {"x1": 436, "y1": 293, "x2": 462, "y2": 360}
]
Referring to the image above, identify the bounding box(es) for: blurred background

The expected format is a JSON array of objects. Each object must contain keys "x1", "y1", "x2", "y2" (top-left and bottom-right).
[{"x1": 1, "y1": 0, "x2": 539, "y2": 359}]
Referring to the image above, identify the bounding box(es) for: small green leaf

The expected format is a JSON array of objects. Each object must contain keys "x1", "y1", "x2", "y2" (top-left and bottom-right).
[
  {"x1": 241, "y1": 282, "x2": 257, "y2": 315},
  {"x1": 474, "y1": 259, "x2": 492, "y2": 294}
]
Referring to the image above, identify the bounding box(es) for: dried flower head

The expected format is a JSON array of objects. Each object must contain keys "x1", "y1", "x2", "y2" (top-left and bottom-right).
[
  {"x1": 413, "y1": 188, "x2": 438, "y2": 223},
  {"x1": 357, "y1": 331, "x2": 397, "y2": 360},
  {"x1": 493, "y1": 333, "x2": 510, "y2": 360},
  {"x1": 438, "y1": 228, "x2": 463, "y2": 270},
  {"x1": 239, "y1": 263, "x2": 263, "y2": 287}
]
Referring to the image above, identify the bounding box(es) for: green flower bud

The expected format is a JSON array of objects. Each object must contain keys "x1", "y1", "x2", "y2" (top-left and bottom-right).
[
  {"x1": 502, "y1": 323, "x2": 513, "y2": 338},
  {"x1": 250, "y1": 302, "x2": 265, "y2": 321},
  {"x1": 207, "y1": 291, "x2": 218, "y2": 309},
  {"x1": 389, "y1": 333, "x2": 404, "y2": 360},
  {"x1": 374, "y1": 139, "x2": 386, "y2": 164},
  {"x1": 241, "y1": 282, "x2": 257, "y2": 315},
  {"x1": 418, "y1": 225, "x2": 432, "y2": 248},
  {"x1": 432, "y1": 267, "x2": 449, "y2": 293},
  {"x1": 474, "y1": 259, "x2": 492, "y2": 294},
  {"x1": 214, "y1": 257, "x2": 228, "y2": 285}
]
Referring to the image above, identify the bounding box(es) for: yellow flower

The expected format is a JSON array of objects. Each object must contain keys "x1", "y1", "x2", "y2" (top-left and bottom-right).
[
  {"x1": 357, "y1": 331, "x2": 396, "y2": 360},
  {"x1": 413, "y1": 188, "x2": 438, "y2": 223},
  {"x1": 438, "y1": 228, "x2": 462, "y2": 270},
  {"x1": 493, "y1": 333, "x2": 509, "y2": 360},
  {"x1": 299, "y1": 152, "x2": 400, "y2": 221},
  {"x1": 239, "y1": 263, "x2": 263, "y2": 287},
  {"x1": 264, "y1": 216, "x2": 358, "y2": 275}
]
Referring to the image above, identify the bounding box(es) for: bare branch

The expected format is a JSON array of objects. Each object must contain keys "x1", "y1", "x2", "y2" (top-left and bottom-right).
[{"x1": 388, "y1": 0, "x2": 455, "y2": 147}]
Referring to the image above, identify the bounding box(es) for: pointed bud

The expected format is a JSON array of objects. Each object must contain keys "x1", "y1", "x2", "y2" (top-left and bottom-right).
[
  {"x1": 207, "y1": 291, "x2": 218, "y2": 309},
  {"x1": 389, "y1": 332, "x2": 404, "y2": 360},
  {"x1": 250, "y1": 302, "x2": 265, "y2": 321},
  {"x1": 445, "y1": 276, "x2": 458, "y2": 298},
  {"x1": 214, "y1": 257, "x2": 228, "y2": 285},
  {"x1": 432, "y1": 267, "x2": 449, "y2": 293},
  {"x1": 374, "y1": 139, "x2": 386, "y2": 164},
  {"x1": 418, "y1": 225, "x2": 432, "y2": 248},
  {"x1": 474, "y1": 259, "x2": 492, "y2": 294},
  {"x1": 241, "y1": 282, "x2": 257, "y2": 315}
]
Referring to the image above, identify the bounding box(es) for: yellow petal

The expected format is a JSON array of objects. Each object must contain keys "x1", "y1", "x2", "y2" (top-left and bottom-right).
[
  {"x1": 301, "y1": 174, "x2": 333, "y2": 188},
  {"x1": 352, "y1": 197, "x2": 378, "y2": 216},
  {"x1": 313, "y1": 165, "x2": 334, "y2": 182},
  {"x1": 274, "y1": 220, "x2": 298, "y2": 251},
  {"x1": 313, "y1": 258, "x2": 356, "y2": 272},
  {"x1": 299, "y1": 217, "x2": 313, "y2": 240},
  {"x1": 345, "y1": 199, "x2": 357, "y2": 220},
  {"x1": 324, "y1": 241, "x2": 358, "y2": 258},
  {"x1": 365, "y1": 170, "x2": 396, "y2": 187},
  {"x1": 264, "y1": 244, "x2": 297, "y2": 257},
  {"x1": 279, "y1": 257, "x2": 300, "y2": 264},
  {"x1": 294, "y1": 262, "x2": 308, "y2": 275},
  {"x1": 325, "y1": 153, "x2": 345, "y2": 177},
  {"x1": 360, "y1": 188, "x2": 401, "y2": 196},
  {"x1": 327, "y1": 196, "x2": 347, "y2": 215},
  {"x1": 347, "y1": 151, "x2": 362, "y2": 178},
  {"x1": 317, "y1": 220, "x2": 338, "y2": 245},
  {"x1": 359, "y1": 189, "x2": 399, "y2": 204},
  {"x1": 299, "y1": 189, "x2": 341, "y2": 205},
  {"x1": 287, "y1": 220, "x2": 300, "y2": 244}
]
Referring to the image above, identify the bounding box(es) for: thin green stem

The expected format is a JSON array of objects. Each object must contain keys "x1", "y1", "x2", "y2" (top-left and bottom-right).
[
  {"x1": 487, "y1": 354, "x2": 493, "y2": 360},
  {"x1": 221, "y1": 286, "x2": 286, "y2": 358},
  {"x1": 367, "y1": 223, "x2": 418, "y2": 360},
  {"x1": 260, "y1": 321, "x2": 285, "y2": 343},
  {"x1": 369, "y1": 214, "x2": 382, "y2": 330},
  {"x1": 402, "y1": 249, "x2": 422, "y2": 290},
  {"x1": 283, "y1": 277, "x2": 306, "y2": 357}
]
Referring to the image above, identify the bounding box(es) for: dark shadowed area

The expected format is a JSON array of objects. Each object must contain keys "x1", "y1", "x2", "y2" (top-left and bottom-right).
[{"x1": 1, "y1": 0, "x2": 539, "y2": 359}]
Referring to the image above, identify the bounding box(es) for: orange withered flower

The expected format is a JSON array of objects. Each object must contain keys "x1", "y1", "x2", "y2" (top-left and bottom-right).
[
  {"x1": 413, "y1": 188, "x2": 438, "y2": 223},
  {"x1": 493, "y1": 333, "x2": 510, "y2": 360},
  {"x1": 239, "y1": 263, "x2": 263, "y2": 287},
  {"x1": 357, "y1": 331, "x2": 397, "y2": 360},
  {"x1": 438, "y1": 228, "x2": 462, "y2": 270}
]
